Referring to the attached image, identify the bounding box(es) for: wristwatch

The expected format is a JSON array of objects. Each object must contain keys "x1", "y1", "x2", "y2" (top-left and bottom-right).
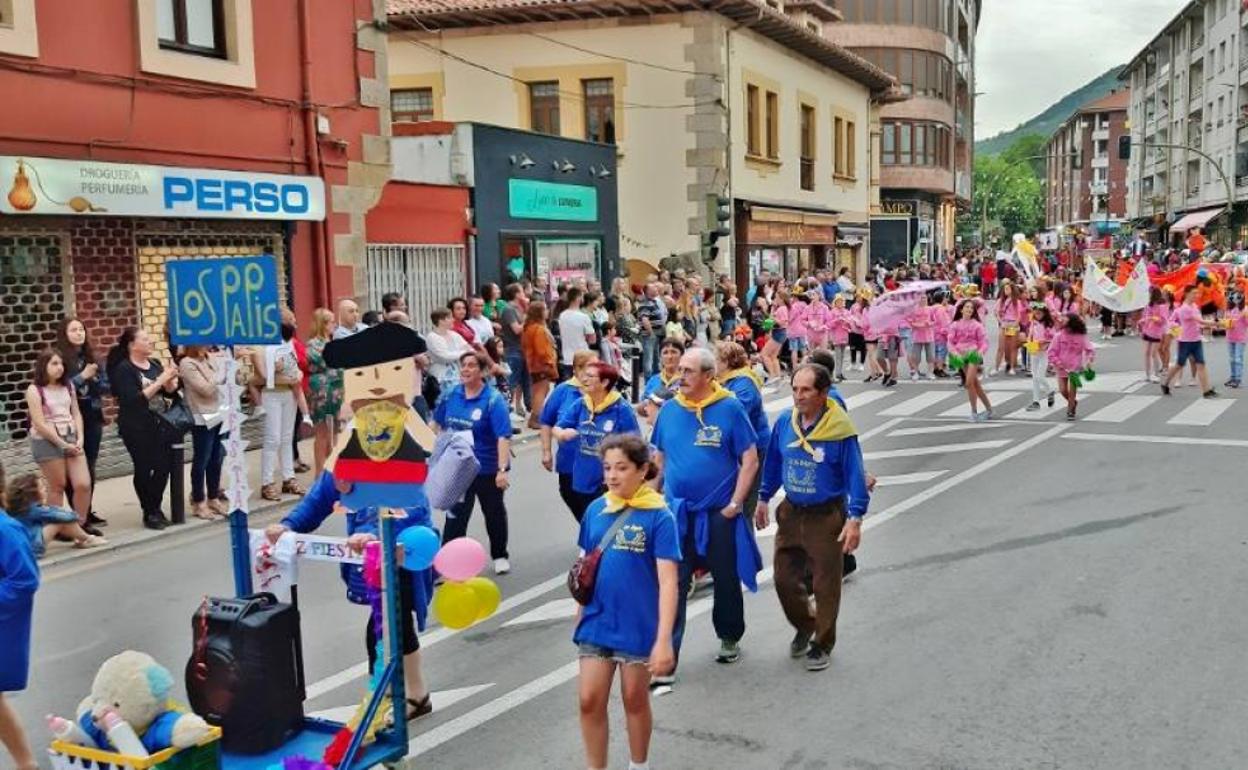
[{"x1": 726, "y1": 500, "x2": 742, "y2": 512}]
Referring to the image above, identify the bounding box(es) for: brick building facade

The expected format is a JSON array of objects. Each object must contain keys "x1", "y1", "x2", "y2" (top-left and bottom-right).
[{"x1": 1044, "y1": 89, "x2": 1130, "y2": 232}]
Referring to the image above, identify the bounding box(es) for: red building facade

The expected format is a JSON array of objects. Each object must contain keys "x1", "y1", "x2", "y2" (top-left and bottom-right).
[
  {"x1": 1044, "y1": 89, "x2": 1130, "y2": 232},
  {"x1": 0, "y1": 0, "x2": 391, "y2": 447}
]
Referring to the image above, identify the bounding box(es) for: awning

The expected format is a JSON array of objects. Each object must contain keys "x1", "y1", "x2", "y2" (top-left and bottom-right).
[{"x1": 1169, "y1": 207, "x2": 1224, "y2": 233}]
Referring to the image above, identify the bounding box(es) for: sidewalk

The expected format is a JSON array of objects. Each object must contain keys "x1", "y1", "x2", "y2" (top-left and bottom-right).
[{"x1": 39, "y1": 416, "x2": 541, "y2": 569}]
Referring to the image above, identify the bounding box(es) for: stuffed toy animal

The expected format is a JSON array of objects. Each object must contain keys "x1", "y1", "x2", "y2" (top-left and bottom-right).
[{"x1": 74, "y1": 651, "x2": 211, "y2": 754}]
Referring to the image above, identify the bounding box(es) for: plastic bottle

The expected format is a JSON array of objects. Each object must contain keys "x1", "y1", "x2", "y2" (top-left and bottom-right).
[
  {"x1": 99, "y1": 710, "x2": 149, "y2": 757},
  {"x1": 46, "y1": 715, "x2": 98, "y2": 748}
]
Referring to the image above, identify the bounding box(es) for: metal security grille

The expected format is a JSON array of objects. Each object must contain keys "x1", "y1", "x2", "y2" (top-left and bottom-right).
[
  {"x1": 366, "y1": 244, "x2": 466, "y2": 332},
  {"x1": 0, "y1": 231, "x2": 71, "y2": 442}
]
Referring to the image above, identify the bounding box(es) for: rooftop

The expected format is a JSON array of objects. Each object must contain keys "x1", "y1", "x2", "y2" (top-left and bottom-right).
[
  {"x1": 386, "y1": 0, "x2": 902, "y2": 96},
  {"x1": 1079, "y1": 88, "x2": 1130, "y2": 114}
]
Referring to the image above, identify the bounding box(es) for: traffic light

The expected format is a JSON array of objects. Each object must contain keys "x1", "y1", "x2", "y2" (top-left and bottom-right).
[
  {"x1": 1118, "y1": 135, "x2": 1132, "y2": 160},
  {"x1": 704, "y1": 194, "x2": 731, "y2": 264}
]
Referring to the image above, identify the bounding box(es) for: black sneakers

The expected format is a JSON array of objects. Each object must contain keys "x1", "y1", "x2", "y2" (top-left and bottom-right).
[
  {"x1": 789, "y1": 630, "x2": 813, "y2": 659},
  {"x1": 805, "y1": 646, "x2": 831, "y2": 672}
]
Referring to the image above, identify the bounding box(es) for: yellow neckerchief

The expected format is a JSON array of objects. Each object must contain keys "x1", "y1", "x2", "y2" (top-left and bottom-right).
[
  {"x1": 789, "y1": 398, "x2": 857, "y2": 458},
  {"x1": 718, "y1": 367, "x2": 763, "y2": 390},
  {"x1": 658, "y1": 369, "x2": 680, "y2": 388},
  {"x1": 582, "y1": 388, "x2": 622, "y2": 416},
  {"x1": 672, "y1": 382, "x2": 732, "y2": 426},
  {"x1": 604, "y1": 484, "x2": 667, "y2": 512}
]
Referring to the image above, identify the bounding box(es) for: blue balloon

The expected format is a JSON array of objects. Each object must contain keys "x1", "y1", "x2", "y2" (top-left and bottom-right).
[
  {"x1": 398, "y1": 525, "x2": 440, "y2": 571},
  {"x1": 1197, "y1": 268, "x2": 1209, "y2": 279}
]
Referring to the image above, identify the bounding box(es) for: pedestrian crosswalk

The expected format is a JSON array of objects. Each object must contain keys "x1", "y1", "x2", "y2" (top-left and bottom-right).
[{"x1": 765, "y1": 379, "x2": 1244, "y2": 429}]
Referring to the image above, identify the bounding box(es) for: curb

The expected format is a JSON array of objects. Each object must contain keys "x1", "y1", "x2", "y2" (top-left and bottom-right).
[{"x1": 41, "y1": 428, "x2": 545, "y2": 571}]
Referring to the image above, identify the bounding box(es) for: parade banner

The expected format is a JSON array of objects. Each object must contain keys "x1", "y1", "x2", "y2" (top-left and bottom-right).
[
  {"x1": 1082, "y1": 256, "x2": 1149, "y2": 312},
  {"x1": 166, "y1": 255, "x2": 282, "y2": 346},
  {"x1": 867, "y1": 280, "x2": 948, "y2": 330}
]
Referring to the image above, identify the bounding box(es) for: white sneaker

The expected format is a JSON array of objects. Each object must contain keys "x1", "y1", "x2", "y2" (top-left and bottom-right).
[
  {"x1": 910, "y1": 371, "x2": 919, "y2": 381},
  {"x1": 988, "y1": 367, "x2": 1000, "y2": 377},
  {"x1": 924, "y1": 373, "x2": 936, "y2": 381},
  {"x1": 493, "y1": 558, "x2": 511, "y2": 575}
]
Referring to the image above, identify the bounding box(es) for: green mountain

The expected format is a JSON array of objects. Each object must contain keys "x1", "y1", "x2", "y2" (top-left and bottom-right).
[{"x1": 976, "y1": 66, "x2": 1126, "y2": 156}]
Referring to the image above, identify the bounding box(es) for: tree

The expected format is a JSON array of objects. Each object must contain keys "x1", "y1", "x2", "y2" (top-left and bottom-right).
[{"x1": 964, "y1": 134, "x2": 1046, "y2": 244}]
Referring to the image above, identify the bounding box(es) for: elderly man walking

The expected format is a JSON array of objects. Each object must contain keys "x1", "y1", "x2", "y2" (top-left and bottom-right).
[
  {"x1": 650, "y1": 347, "x2": 760, "y2": 692},
  {"x1": 756, "y1": 363, "x2": 869, "y2": 671}
]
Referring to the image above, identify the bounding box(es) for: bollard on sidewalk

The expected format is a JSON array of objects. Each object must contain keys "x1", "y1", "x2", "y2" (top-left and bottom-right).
[{"x1": 169, "y1": 441, "x2": 186, "y2": 524}]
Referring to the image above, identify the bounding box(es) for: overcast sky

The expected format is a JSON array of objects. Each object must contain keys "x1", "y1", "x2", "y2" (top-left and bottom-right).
[{"x1": 976, "y1": 0, "x2": 1187, "y2": 137}]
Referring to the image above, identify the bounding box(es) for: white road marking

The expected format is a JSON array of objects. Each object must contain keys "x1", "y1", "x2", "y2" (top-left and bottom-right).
[
  {"x1": 1063, "y1": 432, "x2": 1248, "y2": 448},
  {"x1": 408, "y1": 422, "x2": 1073, "y2": 757},
  {"x1": 1082, "y1": 395, "x2": 1160, "y2": 423},
  {"x1": 764, "y1": 396, "x2": 794, "y2": 414},
  {"x1": 937, "y1": 392, "x2": 1022, "y2": 418},
  {"x1": 1005, "y1": 397, "x2": 1071, "y2": 420},
  {"x1": 1167, "y1": 398, "x2": 1233, "y2": 426},
  {"x1": 873, "y1": 470, "x2": 949, "y2": 486},
  {"x1": 843, "y1": 390, "x2": 895, "y2": 410},
  {"x1": 878, "y1": 390, "x2": 958, "y2": 416},
  {"x1": 304, "y1": 575, "x2": 567, "y2": 700},
  {"x1": 501, "y1": 598, "x2": 579, "y2": 628},
  {"x1": 308, "y1": 684, "x2": 496, "y2": 724},
  {"x1": 864, "y1": 439, "x2": 1011, "y2": 460},
  {"x1": 887, "y1": 423, "x2": 1007, "y2": 437}
]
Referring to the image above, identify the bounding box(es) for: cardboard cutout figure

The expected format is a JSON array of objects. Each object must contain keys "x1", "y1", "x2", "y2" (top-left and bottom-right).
[{"x1": 323, "y1": 322, "x2": 435, "y2": 510}]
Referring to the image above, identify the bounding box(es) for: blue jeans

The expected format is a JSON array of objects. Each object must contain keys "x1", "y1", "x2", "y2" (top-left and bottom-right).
[
  {"x1": 640, "y1": 335, "x2": 660, "y2": 379},
  {"x1": 505, "y1": 352, "x2": 531, "y2": 410},
  {"x1": 672, "y1": 509, "x2": 744, "y2": 667},
  {"x1": 190, "y1": 424, "x2": 226, "y2": 503},
  {"x1": 1230, "y1": 342, "x2": 1245, "y2": 381}
]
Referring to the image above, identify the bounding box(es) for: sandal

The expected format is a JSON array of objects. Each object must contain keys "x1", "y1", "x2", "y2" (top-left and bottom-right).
[
  {"x1": 281, "y1": 479, "x2": 306, "y2": 496},
  {"x1": 260, "y1": 484, "x2": 282, "y2": 502},
  {"x1": 192, "y1": 502, "x2": 216, "y2": 521},
  {"x1": 74, "y1": 534, "x2": 108, "y2": 549},
  {"x1": 385, "y1": 695, "x2": 433, "y2": 727}
]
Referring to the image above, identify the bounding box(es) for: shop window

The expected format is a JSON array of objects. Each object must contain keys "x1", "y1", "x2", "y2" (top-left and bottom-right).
[
  {"x1": 583, "y1": 78, "x2": 616, "y2": 144},
  {"x1": 157, "y1": 0, "x2": 225, "y2": 59},
  {"x1": 536, "y1": 239, "x2": 600, "y2": 287},
  {"x1": 529, "y1": 81, "x2": 561, "y2": 136},
  {"x1": 391, "y1": 88, "x2": 434, "y2": 123},
  {"x1": 766, "y1": 90, "x2": 780, "y2": 160},
  {"x1": 800, "y1": 104, "x2": 816, "y2": 190},
  {"x1": 746, "y1": 84, "x2": 761, "y2": 156}
]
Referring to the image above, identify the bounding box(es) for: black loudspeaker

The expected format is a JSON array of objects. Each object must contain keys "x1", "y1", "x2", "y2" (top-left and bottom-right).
[{"x1": 186, "y1": 593, "x2": 305, "y2": 754}]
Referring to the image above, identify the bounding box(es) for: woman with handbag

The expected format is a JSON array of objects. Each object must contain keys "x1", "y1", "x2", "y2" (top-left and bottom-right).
[
  {"x1": 106, "y1": 327, "x2": 181, "y2": 530},
  {"x1": 250, "y1": 314, "x2": 312, "y2": 502},
  {"x1": 573, "y1": 434, "x2": 678, "y2": 770},
  {"x1": 179, "y1": 346, "x2": 228, "y2": 520},
  {"x1": 25, "y1": 349, "x2": 96, "y2": 533},
  {"x1": 521, "y1": 301, "x2": 558, "y2": 431},
  {"x1": 54, "y1": 317, "x2": 108, "y2": 532}
]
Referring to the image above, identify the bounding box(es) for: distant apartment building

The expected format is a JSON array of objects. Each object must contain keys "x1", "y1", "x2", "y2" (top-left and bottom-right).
[
  {"x1": 826, "y1": 0, "x2": 980, "y2": 264},
  {"x1": 1044, "y1": 90, "x2": 1130, "y2": 233},
  {"x1": 1121, "y1": 0, "x2": 1248, "y2": 244}
]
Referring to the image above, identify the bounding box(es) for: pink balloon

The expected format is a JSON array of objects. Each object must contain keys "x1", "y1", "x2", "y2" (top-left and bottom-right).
[{"x1": 434, "y1": 538, "x2": 487, "y2": 581}]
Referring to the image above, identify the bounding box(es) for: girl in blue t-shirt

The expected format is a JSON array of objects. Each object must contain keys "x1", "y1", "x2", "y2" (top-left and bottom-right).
[{"x1": 575, "y1": 435, "x2": 679, "y2": 770}]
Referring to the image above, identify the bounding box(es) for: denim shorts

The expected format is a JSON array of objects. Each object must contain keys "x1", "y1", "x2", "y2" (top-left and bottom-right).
[
  {"x1": 789, "y1": 337, "x2": 808, "y2": 353},
  {"x1": 1176, "y1": 340, "x2": 1205, "y2": 366},
  {"x1": 578, "y1": 642, "x2": 648, "y2": 666},
  {"x1": 31, "y1": 426, "x2": 77, "y2": 463},
  {"x1": 771, "y1": 328, "x2": 789, "y2": 344}
]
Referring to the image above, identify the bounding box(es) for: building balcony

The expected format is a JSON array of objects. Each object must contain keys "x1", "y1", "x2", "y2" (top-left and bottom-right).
[
  {"x1": 880, "y1": 165, "x2": 956, "y2": 198},
  {"x1": 1092, "y1": 128, "x2": 1110, "y2": 141},
  {"x1": 1089, "y1": 182, "x2": 1108, "y2": 196},
  {"x1": 1091, "y1": 155, "x2": 1109, "y2": 169}
]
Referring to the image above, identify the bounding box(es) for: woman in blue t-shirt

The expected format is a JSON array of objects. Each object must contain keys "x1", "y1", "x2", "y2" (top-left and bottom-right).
[
  {"x1": 432, "y1": 351, "x2": 515, "y2": 574},
  {"x1": 574, "y1": 435, "x2": 679, "y2": 770},
  {"x1": 553, "y1": 362, "x2": 640, "y2": 521},
  {"x1": 638, "y1": 338, "x2": 685, "y2": 426}
]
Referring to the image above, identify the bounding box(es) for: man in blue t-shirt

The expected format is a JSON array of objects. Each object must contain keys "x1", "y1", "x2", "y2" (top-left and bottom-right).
[
  {"x1": 757, "y1": 363, "x2": 869, "y2": 672},
  {"x1": 651, "y1": 348, "x2": 759, "y2": 686}
]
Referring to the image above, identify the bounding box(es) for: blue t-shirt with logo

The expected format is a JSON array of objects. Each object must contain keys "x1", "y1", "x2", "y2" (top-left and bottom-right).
[
  {"x1": 556, "y1": 397, "x2": 641, "y2": 494},
  {"x1": 651, "y1": 396, "x2": 756, "y2": 512},
  {"x1": 540, "y1": 380, "x2": 583, "y2": 475},
  {"x1": 572, "y1": 497, "x2": 682, "y2": 658},
  {"x1": 433, "y1": 384, "x2": 513, "y2": 475}
]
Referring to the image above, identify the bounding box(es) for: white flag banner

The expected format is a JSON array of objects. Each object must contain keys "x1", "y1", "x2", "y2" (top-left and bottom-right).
[
  {"x1": 249, "y1": 530, "x2": 299, "y2": 599},
  {"x1": 1082, "y1": 256, "x2": 1150, "y2": 312}
]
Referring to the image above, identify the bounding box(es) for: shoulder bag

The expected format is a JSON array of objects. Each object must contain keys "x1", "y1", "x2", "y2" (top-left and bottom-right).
[{"x1": 568, "y1": 509, "x2": 633, "y2": 606}]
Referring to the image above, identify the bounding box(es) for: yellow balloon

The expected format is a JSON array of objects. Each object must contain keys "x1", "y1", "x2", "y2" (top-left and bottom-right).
[
  {"x1": 432, "y1": 582, "x2": 481, "y2": 630},
  {"x1": 466, "y1": 577, "x2": 502, "y2": 621}
]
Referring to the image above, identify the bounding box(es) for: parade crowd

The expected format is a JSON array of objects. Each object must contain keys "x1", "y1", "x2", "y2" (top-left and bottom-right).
[{"x1": 6, "y1": 221, "x2": 1248, "y2": 770}]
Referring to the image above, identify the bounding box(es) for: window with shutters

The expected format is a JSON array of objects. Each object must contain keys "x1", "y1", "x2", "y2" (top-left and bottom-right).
[
  {"x1": 529, "y1": 81, "x2": 561, "y2": 136},
  {"x1": 766, "y1": 90, "x2": 780, "y2": 159},
  {"x1": 583, "y1": 78, "x2": 616, "y2": 144},
  {"x1": 800, "y1": 104, "x2": 816, "y2": 190},
  {"x1": 747, "y1": 84, "x2": 761, "y2": 156}
]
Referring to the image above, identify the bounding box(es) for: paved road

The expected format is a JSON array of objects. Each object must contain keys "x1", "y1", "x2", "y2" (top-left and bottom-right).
[{"x1": 18, "y1": 332, "x2": 1248, "y2": 769}]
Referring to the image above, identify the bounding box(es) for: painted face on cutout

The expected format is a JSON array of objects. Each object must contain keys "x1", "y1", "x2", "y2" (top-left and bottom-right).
[{"x1": 343, "y1": 357, "x2": 418, "y2": 409}]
